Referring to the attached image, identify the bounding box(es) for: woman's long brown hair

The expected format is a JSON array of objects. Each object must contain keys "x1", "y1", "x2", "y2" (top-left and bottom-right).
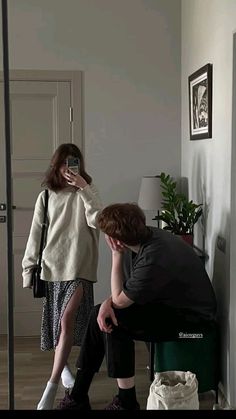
[{"x1": 42, "y1": 143, "x2": 92, "y2": 192}]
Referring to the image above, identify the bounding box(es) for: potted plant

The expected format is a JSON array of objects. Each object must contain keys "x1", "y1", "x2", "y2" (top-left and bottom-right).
[{"x1": 155, "y1": 172, "x2": 203, "y2": 246}]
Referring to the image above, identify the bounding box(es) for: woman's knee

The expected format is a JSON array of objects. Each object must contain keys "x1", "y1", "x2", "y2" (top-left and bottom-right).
[{"x1": 60, "y1": 312, "x2": 74, "y2": 334}]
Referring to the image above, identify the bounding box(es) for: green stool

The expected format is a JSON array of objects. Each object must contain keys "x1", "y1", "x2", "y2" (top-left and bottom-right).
[{"x1": 150, "y1": 323, "x2": 220, "y2": 402}]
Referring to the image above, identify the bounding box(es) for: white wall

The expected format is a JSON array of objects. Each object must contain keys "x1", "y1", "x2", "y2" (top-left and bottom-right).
[
  {"x1": 181, "y1": 0, "x2": 236, "y2": 406},
  {"x1": 7, "y1": 0, "x2": 181, "y2": 302}
]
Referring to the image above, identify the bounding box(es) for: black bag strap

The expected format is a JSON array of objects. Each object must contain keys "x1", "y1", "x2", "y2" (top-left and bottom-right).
[{"x1": 37, "y1": 189, "x2": 49, "y2": 267}]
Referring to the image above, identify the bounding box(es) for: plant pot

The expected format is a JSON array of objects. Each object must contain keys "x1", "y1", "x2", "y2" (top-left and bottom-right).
[{"x1": 179, "y1": 234, "x2": 193, "y2": 247}]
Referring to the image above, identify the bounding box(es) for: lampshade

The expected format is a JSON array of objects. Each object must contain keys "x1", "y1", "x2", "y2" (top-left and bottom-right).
[{"x1": 138, "y1": 176, "x2": 162, "y2": 210}]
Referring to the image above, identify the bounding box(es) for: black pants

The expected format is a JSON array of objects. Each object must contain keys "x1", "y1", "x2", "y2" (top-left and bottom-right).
[{"x1": 76, "y1": 303, "x2": 214, "y2": 379}]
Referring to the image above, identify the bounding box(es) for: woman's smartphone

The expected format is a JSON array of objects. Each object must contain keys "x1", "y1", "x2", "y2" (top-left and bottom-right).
[{"x1": 66, "y1": 157, "x2": 80, "y2": 174}]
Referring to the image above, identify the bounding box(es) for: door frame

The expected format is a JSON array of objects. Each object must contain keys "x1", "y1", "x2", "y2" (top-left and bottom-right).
[
  {"x1": 0, "y1": 69, "x2": 83, "y2": 408},
  {"x1": 0, "y1": 69, "x2": 83, "y2": 332},
  {"x1": 229, "y1": 33, "x2": 236, "y2": 406}
]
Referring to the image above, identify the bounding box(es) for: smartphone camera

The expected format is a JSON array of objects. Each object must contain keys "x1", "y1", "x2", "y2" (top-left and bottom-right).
[{"x1": 66, "y1": 157, "x2": 80, "y2": 174}]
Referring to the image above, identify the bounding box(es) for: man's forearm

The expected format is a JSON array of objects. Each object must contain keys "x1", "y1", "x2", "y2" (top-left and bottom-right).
[{"x1": 111, "y1": 252, "x2": 124, "y2": 302}]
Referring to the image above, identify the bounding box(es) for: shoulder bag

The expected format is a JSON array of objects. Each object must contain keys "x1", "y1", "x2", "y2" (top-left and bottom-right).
[{"x1": 32, "y1": 189, "x2": 49, "y2": 298}]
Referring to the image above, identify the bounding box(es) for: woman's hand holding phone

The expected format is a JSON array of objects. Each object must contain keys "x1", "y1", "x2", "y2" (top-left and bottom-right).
[{"x1": 63, "y1": 170, "x2": 88, "y2": 189}]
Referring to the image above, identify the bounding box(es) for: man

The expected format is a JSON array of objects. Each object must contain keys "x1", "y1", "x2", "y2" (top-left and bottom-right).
[{"x1": 57, "y1": 203, "x2": 217, "y2": 410}]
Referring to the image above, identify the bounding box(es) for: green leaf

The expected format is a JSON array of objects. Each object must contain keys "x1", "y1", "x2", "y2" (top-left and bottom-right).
[{"x1": 157, "y1": 172, "x2": 203, "y2": 234}]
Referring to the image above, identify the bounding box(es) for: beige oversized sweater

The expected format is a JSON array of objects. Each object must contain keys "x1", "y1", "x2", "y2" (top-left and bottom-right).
[{"x1": 22, "y1": 184, "x2": 102, "y2": 288}]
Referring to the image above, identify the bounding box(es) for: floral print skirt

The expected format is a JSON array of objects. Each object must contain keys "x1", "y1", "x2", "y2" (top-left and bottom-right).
[{"x1": 40, "y1": 278, "x2": 94, "y2": 351}]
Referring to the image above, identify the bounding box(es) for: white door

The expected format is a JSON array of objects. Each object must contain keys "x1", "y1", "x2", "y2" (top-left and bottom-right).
[{"x1": 0, "y1": 75, "x2": 81, "y2": 336}]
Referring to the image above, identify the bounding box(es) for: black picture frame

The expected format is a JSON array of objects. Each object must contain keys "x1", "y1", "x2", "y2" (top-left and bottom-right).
[{"x1": 188, "y1": 63, "x2": 212, "y2": 140}]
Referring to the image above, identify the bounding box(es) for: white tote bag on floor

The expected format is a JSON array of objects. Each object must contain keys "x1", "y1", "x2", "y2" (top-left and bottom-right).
[{"x1": 146, "y1": 370, "x2": 199, "y2": 410}]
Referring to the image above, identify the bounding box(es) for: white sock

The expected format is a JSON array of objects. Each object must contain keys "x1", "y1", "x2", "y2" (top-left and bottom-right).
[
  {"x1": 37, "y1": 381, "x2": 58, "y2": 410},
  {"x1": 61, "y1": 364, "x2": 75, "y2": 389}
]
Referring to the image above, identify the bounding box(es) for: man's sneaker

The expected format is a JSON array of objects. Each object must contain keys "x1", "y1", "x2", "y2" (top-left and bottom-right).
[
  {"x1": 55, "y1": 390, "x2": 91, "y2": 410},
  {"x1": 104, "y1": 395, "x2": 140, "y2": 410}
]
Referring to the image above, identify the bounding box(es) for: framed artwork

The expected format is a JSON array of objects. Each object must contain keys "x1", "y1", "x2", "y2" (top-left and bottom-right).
[{"x1": 188, "y1": 63, "x2": 212, "y2": 140}]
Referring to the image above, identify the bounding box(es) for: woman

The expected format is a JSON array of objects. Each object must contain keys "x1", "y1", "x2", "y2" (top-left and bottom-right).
[{"x1": 22, "y1": 143, "x2": 102, "y2": 410}]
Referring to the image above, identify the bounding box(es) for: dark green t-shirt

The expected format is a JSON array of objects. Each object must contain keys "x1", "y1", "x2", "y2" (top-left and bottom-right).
[{"x1": 123, "y1": 227, "x2": 217, "y2": 322}]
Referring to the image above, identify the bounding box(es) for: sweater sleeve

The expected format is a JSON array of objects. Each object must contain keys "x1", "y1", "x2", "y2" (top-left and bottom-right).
[
  {"x1": 79, "y1": 183, "x2": 103, "y2": 228},
  {"x1": 22, "y1": 192, "x2": 45, "y2": 288}
]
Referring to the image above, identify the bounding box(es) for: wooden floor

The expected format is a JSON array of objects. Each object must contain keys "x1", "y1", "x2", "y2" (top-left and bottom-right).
[{"x1": 0, "y1": 335, "x2": 215, "y2": 410}]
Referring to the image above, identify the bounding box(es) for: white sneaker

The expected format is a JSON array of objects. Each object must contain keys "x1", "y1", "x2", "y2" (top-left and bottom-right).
[
  {"x1": 61, "y1": 364, "x2": 75, "y2": 389},
  {"x1": 37, "y1": 381, "x2": 58, "y2": 410}
]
